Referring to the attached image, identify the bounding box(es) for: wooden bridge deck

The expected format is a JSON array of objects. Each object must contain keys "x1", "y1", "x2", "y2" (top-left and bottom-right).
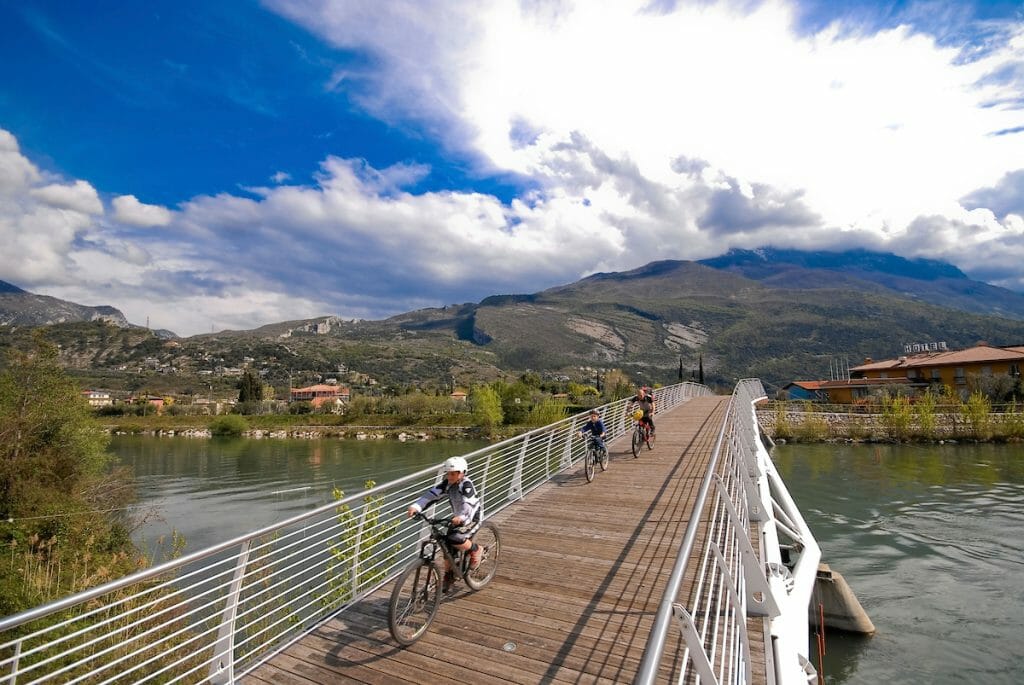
[{"x1": 246, "y1": 396, "x2": 768, "y2": 684}]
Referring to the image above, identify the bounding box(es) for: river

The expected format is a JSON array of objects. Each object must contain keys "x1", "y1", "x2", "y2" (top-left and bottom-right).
[
  {"x1": 111, "y1": 436, "x2": 1024, "y2": 684},
  {"x1": 772, "y1": 442, "x2": 1024, "y2": 684}
]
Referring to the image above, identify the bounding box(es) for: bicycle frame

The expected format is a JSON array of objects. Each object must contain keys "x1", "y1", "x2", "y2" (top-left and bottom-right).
[{"x1": 414, "y1": 514, "x2": 470, "y2": 575}]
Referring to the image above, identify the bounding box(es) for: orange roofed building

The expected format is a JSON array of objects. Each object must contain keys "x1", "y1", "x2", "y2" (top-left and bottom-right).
[
  {"x1": 290, "y1": 384, "x2": 351, "y2": 409},
  {"x1": 795, "y1": 342, "x2": 1024, "y2": 403}
]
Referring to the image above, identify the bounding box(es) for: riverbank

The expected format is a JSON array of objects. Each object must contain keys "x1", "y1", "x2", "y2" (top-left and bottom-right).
[
  {"x1": 757, "y1": 402, "x2": 1024, "y2": 443},
  {"x1": 108, "y1": 424, "x2": 480, "y2": 440}
]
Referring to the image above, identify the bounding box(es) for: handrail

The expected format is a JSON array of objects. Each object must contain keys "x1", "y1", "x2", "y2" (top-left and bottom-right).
[
  {"x1": 635, "y1": 389, "x2": 734, "y2": 681},
  {"x1": 0, "y1": 381, "x2": 711, "y2": 684},
  {"x1": 635, "y1": 379, "x2": 822, "y2": 685}
]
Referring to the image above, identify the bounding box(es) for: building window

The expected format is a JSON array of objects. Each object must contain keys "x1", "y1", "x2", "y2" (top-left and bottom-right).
[
  {"x1": 981, "y1": 365, "x2": 992, "y2": 376},
  {"x1": 1011, "y1": 364, "x2": 1021, "y2": 378},
  {"x1": 954, "y1": 367, "x2": 965, "y2": 384},
  {"x1": 930, "y1": 369, "x2": 941, "y2": 380}
]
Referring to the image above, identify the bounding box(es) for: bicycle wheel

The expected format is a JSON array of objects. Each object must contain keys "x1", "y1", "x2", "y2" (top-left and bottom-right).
[
  {"x1": 388, "y1": 560, "x2": 442, "y2": 646},
  {"x1": 599, "y1": 446, "x2": 609, "y2": 471},
  {"x1": 584, "y1": 448, "x2": 596, "y2": 482},
  {"x1": 646, "y1": 428, "x2": 656, "y2": 450},
  {"x1": 631, "y1": 428, "x2": 642, "y2": 457},
  {"x1": 464, "y1": 522, "x2": 501, "y2": 590}
]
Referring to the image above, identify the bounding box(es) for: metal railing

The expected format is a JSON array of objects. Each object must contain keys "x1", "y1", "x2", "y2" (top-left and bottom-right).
[
  {"x1": 0, "y1": 382, "x2": 711, "y2": 684},
  {"x1": 636, "y1": 379, "x2": 822, "y2": 685}
]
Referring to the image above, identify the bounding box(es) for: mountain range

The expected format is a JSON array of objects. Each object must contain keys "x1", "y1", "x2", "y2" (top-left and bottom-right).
[{"x1": 4, "y1": 247, "x2": 1024, "y2": 393}]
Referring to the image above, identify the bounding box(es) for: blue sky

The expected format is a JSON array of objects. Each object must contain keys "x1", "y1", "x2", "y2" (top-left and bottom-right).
[{"x1": 1, "y1": 0, "x2": 1023, "y2": 336}]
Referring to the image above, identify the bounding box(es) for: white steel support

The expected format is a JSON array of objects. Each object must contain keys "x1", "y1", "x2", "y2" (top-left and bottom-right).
[
  {"x1": 509, "y1": 435, "x2": 528, "y2": 501},
  {"x1": 544, "y1": 431, "x2": 555, "y2": 479},
  {"x1": 3, "y1": 639, "x2": 20, "y2": 685},
  {"x1": 349, "y1": 504, "x2": 369, "y2": 598},
  {"x1": 671, "y1": 604, "x2": 720, "y2": 685},
  {"x1": 560, "y1": 428, "x2": 574, "y2": 470},
  {"x1": 711, "y1": 543, "x2": 753, "y2": 685},
  {"x1": 209, "y1": 540, "x2": 254, "y2": 684},
  {"x1": 714, "y1": 477, "x2": 782, "y2": 618}
]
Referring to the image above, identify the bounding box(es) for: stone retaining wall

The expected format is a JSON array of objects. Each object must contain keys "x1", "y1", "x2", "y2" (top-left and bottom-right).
[{"x1": 755, "y1": 408, "x2": 1019, "y2": 441}]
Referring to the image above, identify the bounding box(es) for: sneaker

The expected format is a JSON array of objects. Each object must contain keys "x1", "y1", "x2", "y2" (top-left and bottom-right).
[
  {"x1": 442, "y1": 569, "x2": 455, "y2": 593},
  {"x1": 469, "y1": 547, "x2": 483, "y2": 570}
]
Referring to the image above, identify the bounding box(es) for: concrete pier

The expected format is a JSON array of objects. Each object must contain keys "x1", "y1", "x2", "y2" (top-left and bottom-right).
[{"x1": 810, "y1": 562, "x2": 876, "y2": 634}]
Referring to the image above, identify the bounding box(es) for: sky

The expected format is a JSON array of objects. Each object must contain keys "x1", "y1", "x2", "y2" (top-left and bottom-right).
[{"x1": 1, "y1": 0, "x2": 1023, "y2": 336}]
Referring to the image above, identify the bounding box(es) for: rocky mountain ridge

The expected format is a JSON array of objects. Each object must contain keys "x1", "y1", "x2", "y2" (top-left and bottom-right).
[{"x1": 0, "y1": 280, "x2": 131, "y2": 328}]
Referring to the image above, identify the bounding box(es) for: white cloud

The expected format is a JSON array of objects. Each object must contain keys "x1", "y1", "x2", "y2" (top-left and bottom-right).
[
  {"x1": 0, "y1": 142, "x2": 103, "y2": 284},
  {"x1": 30, "y1": 180, "x2": 102, "y2": 214},
  {"x1": 0, "y1": 130, "x2": 41, "y2": 193},
  {"x1": 111, "y1": 194, "x2": 173, "y2": 227},
  {"x1": 268, "y1": 0, "x2": 1024, "y2": 252}
]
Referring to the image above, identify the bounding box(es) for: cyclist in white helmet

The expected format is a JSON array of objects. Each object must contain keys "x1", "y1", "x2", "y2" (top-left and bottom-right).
[{"x1": 407, "y1": 455, "x2": 483, "y2": 592}]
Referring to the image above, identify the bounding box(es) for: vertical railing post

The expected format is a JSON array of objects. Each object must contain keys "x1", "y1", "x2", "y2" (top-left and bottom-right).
[
  {"x1": 544, "y1": 430, "x2": 555, "y2": 480},
  {"x1": 349, "y1": 504, "x2": 370, "y2": 598},
  {"x1": 509, "y1": 436, "x2": 528, "y2": 501},
  {"x1": 3, "y1": 639, "x2": 21, "y2": 685},
  {"x1": 209, "y1": 541, "x2": 253, "y2": 684},
  {"x1": 480, "y1": 454, "x2": 493, "y2": 518}
]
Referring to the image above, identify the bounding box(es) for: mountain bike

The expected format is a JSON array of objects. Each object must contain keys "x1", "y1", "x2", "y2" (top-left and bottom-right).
[
  {"x1": 388, "y1": 512, "x2": 501, "y2": 646},
  {"x1": 582, "y1": 434, "x2": 609, "y2": 482},
  {"x1": 631, "y1": 416, "x2": 655, "y2": 457}
]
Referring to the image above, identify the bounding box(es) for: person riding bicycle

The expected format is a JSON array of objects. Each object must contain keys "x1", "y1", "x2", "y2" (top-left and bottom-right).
[
  {"x1": 407, "y1": 456, "x2": 483, "y2": 592},
  {"x1": 578, "y1": 409, "x2": 607, "y2": 452},
  {"x1": 629, "y1": 386, "x2": 656, "y2": 435}
]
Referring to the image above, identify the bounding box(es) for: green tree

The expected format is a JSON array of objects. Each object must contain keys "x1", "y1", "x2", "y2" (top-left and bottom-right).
[
  {"x1": 497, "y1": 381, "x2": 532, "y2": 425},
  {"x1": 526, "y1": 398, "x2": 566, "y2": 427},
  {"x1": 0, "y1": 338, "x2": 136, "y2": 614},
  {"x1": 470, "y1": 385, "x2": 503, "y2": 431},
  {"x1": 0, "y1": 339, "x2": 111, "y2": 528},
  {"x1": 237, "y1": 369, "x2": 263, "y2": 403}
]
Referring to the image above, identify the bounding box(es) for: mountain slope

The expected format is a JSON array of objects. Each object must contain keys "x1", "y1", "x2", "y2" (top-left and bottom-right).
[
  {"x1": 0, "y1": 280, "x2": 132, "y2": 328},
  {"x1": 8, "y1": 250, "x2": 1024, "y2": 394},
  {"x1": 700, "y1": 247, "x2": 1024, "y2": 320}
]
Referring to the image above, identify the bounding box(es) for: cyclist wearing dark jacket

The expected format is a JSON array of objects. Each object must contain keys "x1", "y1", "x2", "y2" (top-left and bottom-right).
[
  {"x1": 579, "y1": 409, "x2": 607, "y2": 451},
  {"x1": 407, "y1": 456, "x2": 482, "y2": 590},
  {"x1": 630, "y1": 387, "x2": 656, "y2": 434}
]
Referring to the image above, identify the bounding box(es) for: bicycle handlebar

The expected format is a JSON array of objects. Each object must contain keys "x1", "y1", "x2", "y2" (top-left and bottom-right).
[{"x1": 411, "y1": 510, "x2": 453, "y2": 527}]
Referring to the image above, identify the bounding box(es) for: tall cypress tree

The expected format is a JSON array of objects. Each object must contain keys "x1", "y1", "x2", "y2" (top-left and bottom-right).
[{"x1": 238, "y1": 369, "x2": 263, "y2": 403}]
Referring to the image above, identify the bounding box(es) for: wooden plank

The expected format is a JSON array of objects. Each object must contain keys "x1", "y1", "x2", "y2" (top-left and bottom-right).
[{"x1": 244, "y1": 397, "x2": 768, "y2": 685}]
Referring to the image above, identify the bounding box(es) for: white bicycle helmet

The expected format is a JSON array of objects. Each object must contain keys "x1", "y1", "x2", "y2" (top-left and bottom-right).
[{"x1": 444, "y1": 456, "x2": 468, "y2": 473}]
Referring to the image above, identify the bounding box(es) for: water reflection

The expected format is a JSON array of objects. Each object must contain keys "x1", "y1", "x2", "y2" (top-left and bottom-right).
[
  {"x1": 111, "y1": 436, "x2": 488, "y2": 558},
  {"x1": 774, "y1": 443, "x2": 1024, "y2": 685}
]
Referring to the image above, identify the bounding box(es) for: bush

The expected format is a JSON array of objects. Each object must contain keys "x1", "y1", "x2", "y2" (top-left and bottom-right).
[
  {"x1": 881, "y1": 396, "x2": 913, "y2": 441},
  {"x1": 209, "y1": 414, "x2": 249, "y2": 436},
  {"x1": 961, "y1": 392, "x2": 992, "y2": 440},
  {"x1": 793, "y1": 413, "x2": 829, "y2": 441}
]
